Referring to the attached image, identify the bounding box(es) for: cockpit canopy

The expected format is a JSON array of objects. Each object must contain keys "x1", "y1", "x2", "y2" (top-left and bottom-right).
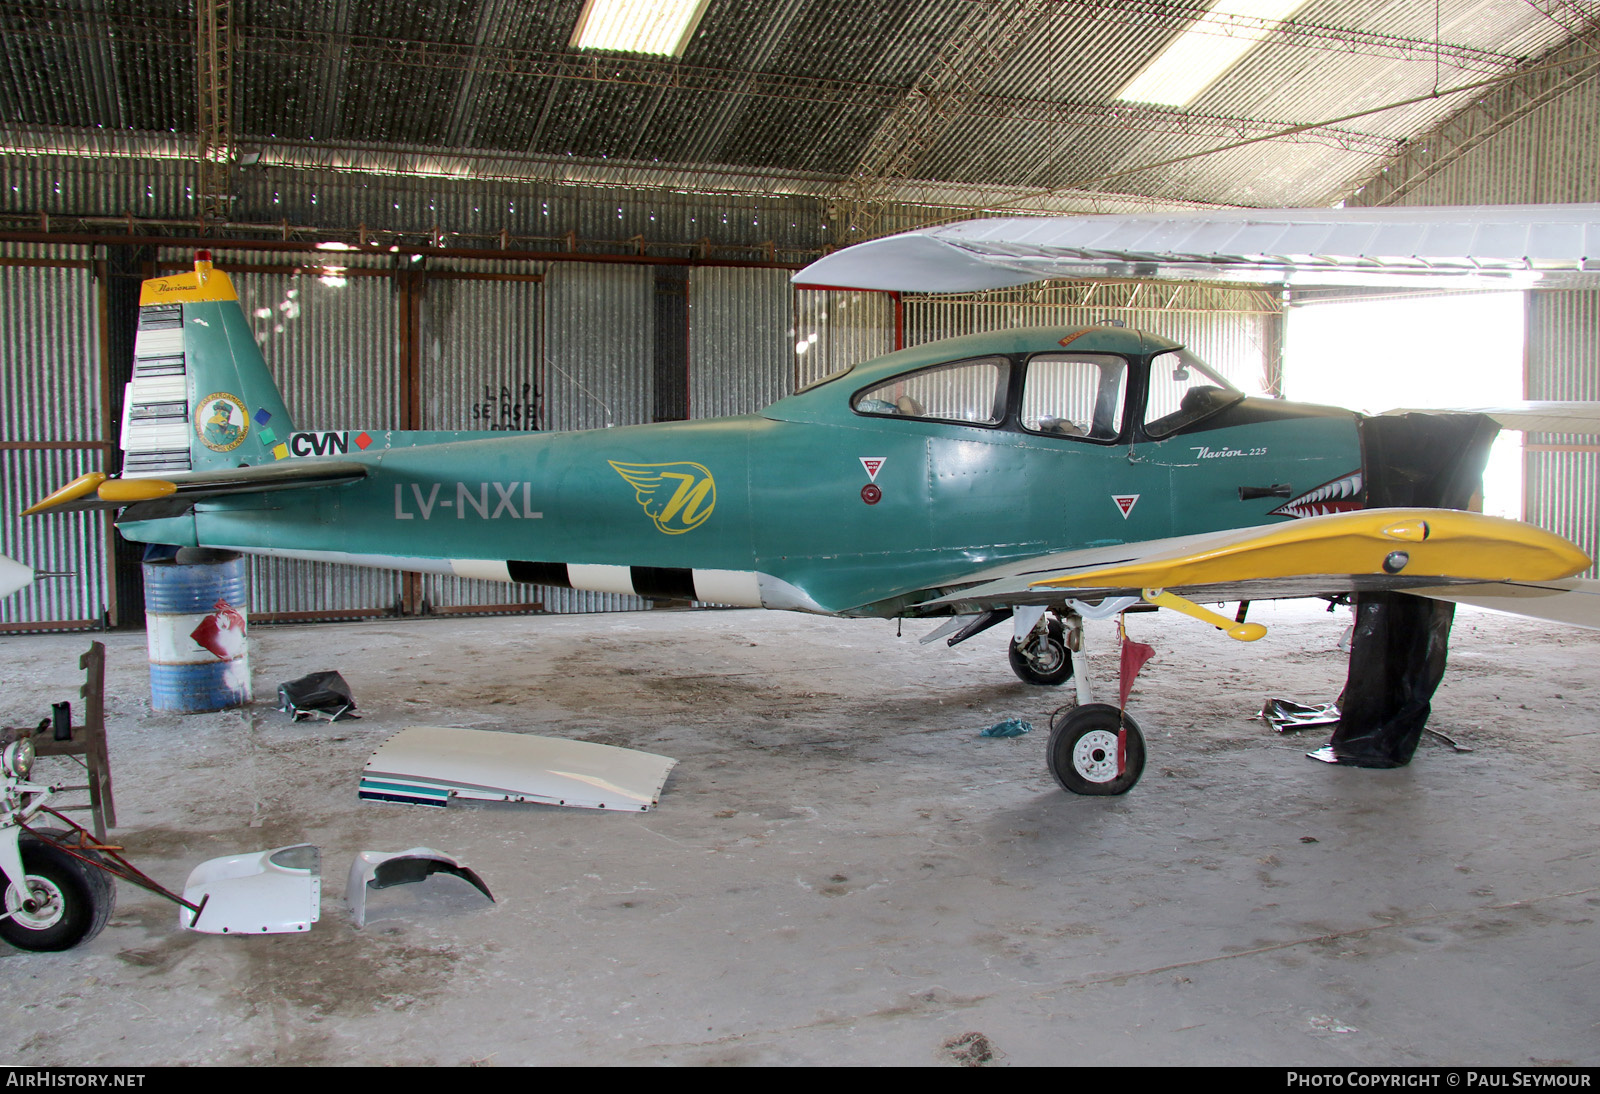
[{"x1": 836, "y1": 343, "x2": 1243, "y2": 443}]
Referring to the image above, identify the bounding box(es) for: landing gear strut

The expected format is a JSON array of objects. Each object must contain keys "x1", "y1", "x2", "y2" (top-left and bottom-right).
[{"x1": 1008, "y1": 614, "x2": 1074, "y2": 686}]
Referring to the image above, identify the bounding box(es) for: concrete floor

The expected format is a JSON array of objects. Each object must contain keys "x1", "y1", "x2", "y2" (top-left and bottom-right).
[{"x1": 1, "y1": 600, "x2": 1597, "y2": 1066}]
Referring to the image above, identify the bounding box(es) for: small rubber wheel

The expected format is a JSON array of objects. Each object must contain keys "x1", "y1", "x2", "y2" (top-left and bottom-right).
[
  {"x1": 1008, "y1": 619, "x2": 1074, "y2": 686},
  {"x1": 1047, "y1": 704, "x2": 1145, "y2": 795},
  {"x1": 0, "y1": 830, "x2": 116, "y2": 952}
]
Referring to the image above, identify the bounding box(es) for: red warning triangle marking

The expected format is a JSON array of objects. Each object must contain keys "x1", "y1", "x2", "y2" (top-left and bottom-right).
[
  {"x1": 1112, "y1": 494, "x2": 1140, "y2": 518},
  {"x1": 859, "y1": 457, "x2": 886, "y2": 482}
]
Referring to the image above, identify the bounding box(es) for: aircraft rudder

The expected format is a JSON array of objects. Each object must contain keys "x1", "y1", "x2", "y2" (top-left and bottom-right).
[{"x1": 124, "y1": 252, "x2": 296, "y2": 476}]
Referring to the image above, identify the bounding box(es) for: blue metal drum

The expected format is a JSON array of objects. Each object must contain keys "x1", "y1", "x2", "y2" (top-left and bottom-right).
[{"x1": 142, "y1": 552, "x2": 253, "y2": 712}]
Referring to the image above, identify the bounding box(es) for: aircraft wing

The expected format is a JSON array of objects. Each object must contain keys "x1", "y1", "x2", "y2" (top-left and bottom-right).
[
  {"x1": 795, "y1": 204, "x2": 1600, "y2": 292},
  {"x1": 21, "y1": 461, "x2": 368, "y2": 517},
  {"x1": 913, "y1": 509, "x2": 1591, "y2": 629},
  {"x1": 1401, "y1": 578, "x2": 1600, "y2": 630},
  {"x1": 1384, "y1": 402, "x2": 1600, "y2": 435}
]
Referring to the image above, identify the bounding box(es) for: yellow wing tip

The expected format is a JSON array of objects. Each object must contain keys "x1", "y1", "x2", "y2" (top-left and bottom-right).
[
  {"x1": 21, "y1": 471, "x2": 106, "y2": 516},
  {"x1": 98, "y1": 478, "x2": 177, "y2": 504},
  {"x1": 1033, "y1": 508, "x2": 1591, "y2": 591},
  {"x1": 22, "y1": 473, "x2": 179, "y2": 516}
]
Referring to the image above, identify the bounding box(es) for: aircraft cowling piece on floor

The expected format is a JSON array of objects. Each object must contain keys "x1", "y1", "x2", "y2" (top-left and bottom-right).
[{"x1": 21, "y1": 244, "x2": 1596, "y2": 795}]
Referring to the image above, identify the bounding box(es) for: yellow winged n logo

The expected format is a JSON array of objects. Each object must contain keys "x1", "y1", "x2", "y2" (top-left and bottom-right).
[{"x1": 609, "y1": 461, "x2": 717, "y2": 534}]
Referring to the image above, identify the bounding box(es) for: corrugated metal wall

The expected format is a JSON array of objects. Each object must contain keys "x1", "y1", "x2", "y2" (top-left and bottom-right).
[
  {"x1": 688, "y1": 267, "x2": 792, "y2": 419},
  {"x1": 0, "y1": 259, "x2": 108, "y2": 629},
  {"x1": 792, "y1": 289, "x2": 896, "y2": 389},
  {"x1": 1350, "y1": 54, "x2": 1600, "y2": 573},
  {"x1": 903, "y1": 284, "x2": 1279, "y2": 393},
  {"x1": 1527, "y1": 291, "x2": 1600, "y2": 575},
  {"x1": 539, "y1": 261, "x2": 653, "y2": 612},
  {"x1": 418, "y1": 264, "x2": 546, "y2": 610},
  {"x1": 186, "y1": 251, "x2": 407, "y2": 617},
  {"x1": 1, "y1": 154, "x2": 830, "y2": 261}
]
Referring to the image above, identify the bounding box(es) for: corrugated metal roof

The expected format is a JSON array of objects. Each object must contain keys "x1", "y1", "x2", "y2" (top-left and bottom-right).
[{"x1": 0, "y1": 0, "x2": 1594, "y2": 219}]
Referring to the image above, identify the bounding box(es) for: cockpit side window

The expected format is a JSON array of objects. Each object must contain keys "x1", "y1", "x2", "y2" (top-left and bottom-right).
[
  {"x1": 1143, "y1": 350, "x2": 1245, "y2": 439},
  {"x1": 851, "y1": 356, "x2": 1010, "y2": 426},
  {"x1": 1019, "y1": 353, "x2": 1128, "y2": 442}
]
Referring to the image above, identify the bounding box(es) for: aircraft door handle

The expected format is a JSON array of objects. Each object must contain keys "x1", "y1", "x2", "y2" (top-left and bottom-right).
[{"x1": 1238, "y1": 484, "x2": 1292, "y2": 500}]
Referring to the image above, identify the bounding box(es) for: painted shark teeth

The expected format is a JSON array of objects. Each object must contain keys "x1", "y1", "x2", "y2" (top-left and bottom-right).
[{"x1": 1270, "y1": 471, "x2": 1364, "y2": 519}]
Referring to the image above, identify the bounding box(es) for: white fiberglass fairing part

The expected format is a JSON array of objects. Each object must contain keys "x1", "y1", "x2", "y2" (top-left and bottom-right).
[
  {"x1": 346, "y1": 847, "x2": 494, "y2": 928},
  {"x1": 179, "y1": 844, "x2": 321, "y2": 934},
  {"x1": 359, "y1": 727, "x2": 677, "y2": 812},
  {"x1": 0, "y1": 555, "x2": 33, "y2": 600}
]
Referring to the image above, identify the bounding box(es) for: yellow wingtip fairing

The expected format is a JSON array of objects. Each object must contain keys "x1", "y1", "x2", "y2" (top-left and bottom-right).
[
  {"x1": 20, "y1": 472, "x2": 107, "y2": 516},
  {"x1": 21, "y1": 473, "x2": 180, "y2": 516},
  {"x1": 97, "y1": 478, "x2": 178, "y2": 504},
  {"x1": 138, "y1": 254, "x2": 238, "y2": 306},
  {"x1": 1031, "y1": 509, "x2": 1591, "y2": 592}
]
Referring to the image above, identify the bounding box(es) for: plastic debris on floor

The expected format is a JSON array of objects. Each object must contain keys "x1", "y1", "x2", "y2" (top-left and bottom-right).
[
  {"x1": 980, "y1": 718, "x2": 1033, "y2": 738},
  {"x1": 278, "y1": 670, "x2": 359, "y2": 722},
  {"x1": 1259, "y1": 697, "x2": 1340, "y2": 733}
]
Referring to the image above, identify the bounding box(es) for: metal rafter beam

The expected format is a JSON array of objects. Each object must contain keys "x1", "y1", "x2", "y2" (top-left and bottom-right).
[
  {"x1": 1348, "y1": 29, "x2": 1600, "y2": 207},
  {"x1": 195, "y1": 0, "x2": 234, "y2": 220},
  {"x1": 1518, "y1": 0, "x2": 1600, "y2": 37},
  {"x1": 7, "y1": 1, "x2": 1529, "y2": 72},
  {"x1": 9, "y1": 2, "x2": 1535, "y2": 220},
  {"x1": 957, "y1": 94, "x2": 1399, "y2": 155},
  {"x1": 2, "y1": 11, "x2": 1399, "y2": 162},
  {"x1": 1052, "y1": 0, "x2": 1524, "y2": 73},
  {"x1": 835, "y1": 0, "x2": 1053, "y2": 240}
]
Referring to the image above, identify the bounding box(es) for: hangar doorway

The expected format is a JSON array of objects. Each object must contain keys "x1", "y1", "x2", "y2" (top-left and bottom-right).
[{"x1": 1282, "y1": 292, "x2": 1526, "y2": 520}]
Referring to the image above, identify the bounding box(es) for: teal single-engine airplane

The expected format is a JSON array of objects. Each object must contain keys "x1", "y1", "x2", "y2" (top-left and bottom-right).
[{"x1": 23, "y1": 207, "x2": 1600, "y2": 795}]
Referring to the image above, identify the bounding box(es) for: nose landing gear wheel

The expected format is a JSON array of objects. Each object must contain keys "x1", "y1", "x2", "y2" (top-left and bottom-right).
[
  {"x1": 0, "y1": 830, "x2": 116, "y2": 952},
  {"x1": 1047, "y1": 704, "x2": 1145, "y2": 795}
]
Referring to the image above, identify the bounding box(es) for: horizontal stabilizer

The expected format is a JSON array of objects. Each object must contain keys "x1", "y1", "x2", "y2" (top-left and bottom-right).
[
  {"x1": 0, "y1": 553, "x2": 33, "y2": 598},
  {"x1": 22, "y1": 460, "x2": 367, "y2": 517}
]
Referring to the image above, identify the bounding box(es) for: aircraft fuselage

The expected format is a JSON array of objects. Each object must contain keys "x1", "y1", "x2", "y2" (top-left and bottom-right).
[{"x1": 119, "y1": 325, "x2": 1366, "y2": 617}]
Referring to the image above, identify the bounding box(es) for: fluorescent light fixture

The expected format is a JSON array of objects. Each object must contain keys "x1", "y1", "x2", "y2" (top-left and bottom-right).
[
  {"x1": 1116, "y1": 0, "x2": 1309, "y2": 107},
  {"x1": 571, "y1": 0, "x2": 711, "y2": 58}
]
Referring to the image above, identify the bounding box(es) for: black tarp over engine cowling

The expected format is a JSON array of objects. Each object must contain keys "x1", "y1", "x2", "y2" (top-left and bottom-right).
[{"x1": 1328, "y1": 413, "x2": 1502, "y2": 767}]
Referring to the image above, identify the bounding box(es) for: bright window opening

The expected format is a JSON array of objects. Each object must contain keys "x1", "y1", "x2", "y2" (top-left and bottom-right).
[
  {"x1": 1283, "y1": 293, "x2": 1525, "y2": 519},
  {"x1": 571, "y1": 0, "x2": 710, "y2": 58}
]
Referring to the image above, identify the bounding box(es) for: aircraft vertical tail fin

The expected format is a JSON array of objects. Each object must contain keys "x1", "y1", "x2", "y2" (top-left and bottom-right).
[{"x1": 122, "y1": 254, "x2": 296, "y2": 478}]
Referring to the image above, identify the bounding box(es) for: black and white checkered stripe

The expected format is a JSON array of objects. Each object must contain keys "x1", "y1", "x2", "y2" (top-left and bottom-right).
[{"x1": 452, "y1": 560, "x2": 764, "y2": 607}]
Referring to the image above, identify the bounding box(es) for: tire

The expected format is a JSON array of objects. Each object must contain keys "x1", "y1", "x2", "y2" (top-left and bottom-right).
[
  {"x1": 0, "y1": 830, "x2": 115, "y2": 952},
  {"x1": 1047, "y1": 704, "x2": 1145, "y2": 795},
  {"x1": 1009, "y1": 619, "x2": 1074, "y2": 686}
]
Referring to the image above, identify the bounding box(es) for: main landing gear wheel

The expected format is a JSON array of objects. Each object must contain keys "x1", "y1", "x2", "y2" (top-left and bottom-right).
[
  {"x1": 0, "y1": 830, "x2": 116, "y2": 952},
  {"x1": 1009, "y1": 619, "x2": 1074, "y2": 686},
  {"x1": 1047, "y1": 704, "x2": 1145, "y2": 796}
]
